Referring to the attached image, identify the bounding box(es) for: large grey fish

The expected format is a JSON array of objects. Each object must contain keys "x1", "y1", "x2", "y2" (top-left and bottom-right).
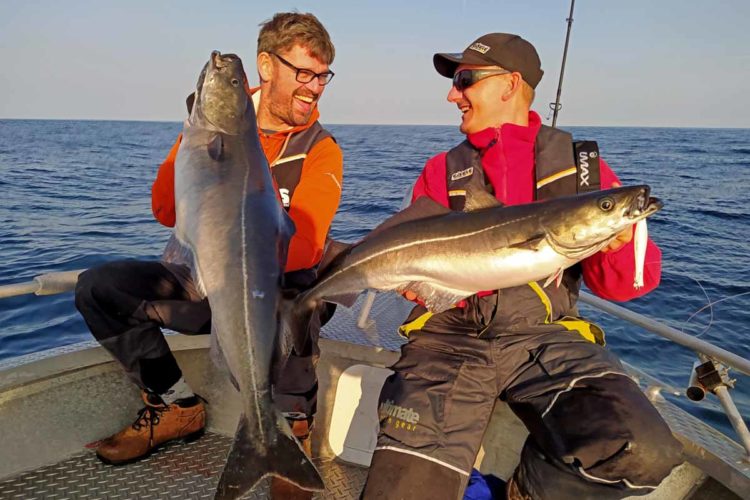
[
  {"x1": 173, "y1": 51, "x2": 323, "y2": 499},
  {"x1": 294, "y1": 185, "x2": 662, "y2": 329}
]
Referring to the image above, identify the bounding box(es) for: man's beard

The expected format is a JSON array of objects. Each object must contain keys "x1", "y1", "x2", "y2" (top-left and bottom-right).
[{"x1": 268, "y1": 87, "x2": 316, "y2": 128}]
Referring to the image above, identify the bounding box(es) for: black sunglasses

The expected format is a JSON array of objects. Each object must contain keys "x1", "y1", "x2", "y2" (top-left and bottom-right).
[
  {"x1": 452, "y1": 69, "x2": 511, "y2": 91},
  {"x1": 271, "y1": 53, "x2": 335, "y2": 86}
]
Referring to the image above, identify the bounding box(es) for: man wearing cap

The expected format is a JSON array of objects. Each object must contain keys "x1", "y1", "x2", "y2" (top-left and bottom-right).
[{"x1": 361, "y1": 33, "x2": 682, "y2": 499}]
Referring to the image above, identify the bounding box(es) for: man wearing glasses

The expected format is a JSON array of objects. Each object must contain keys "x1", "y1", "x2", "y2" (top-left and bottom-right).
[
  {"x1": 361, "y1": 33, "x2": 682, "y2": 499},
  {"x1": 75, "y1": 12, "x2": 341, "y2": 498}
]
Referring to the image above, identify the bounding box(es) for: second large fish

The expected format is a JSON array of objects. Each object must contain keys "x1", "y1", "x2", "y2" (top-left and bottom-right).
[{"x1": 296, "y1": 186, "x2": 662, "y2": 320}]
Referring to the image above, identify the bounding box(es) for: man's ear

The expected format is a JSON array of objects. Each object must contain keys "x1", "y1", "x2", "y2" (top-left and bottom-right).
[
  {"x1": 257, "y1": 52, "x2": 274, "y2": 83},
  {"x1": 501, "y1": 72, "x2": 522, "y2": 102}
]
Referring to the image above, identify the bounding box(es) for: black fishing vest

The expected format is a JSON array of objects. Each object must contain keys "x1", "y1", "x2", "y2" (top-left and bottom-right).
[
  {"x1": 269, "y1": 123, "x2": 336, "y2": 288},
  {"x1": 436, "y1": 125, "x2": 604, "y2": 335},
  {"x1": 445, "y1": 125, "x2": 601, "y2": 210},
  {"x1": 268, "y1": 122, "x2": 333, "y2": 209}
]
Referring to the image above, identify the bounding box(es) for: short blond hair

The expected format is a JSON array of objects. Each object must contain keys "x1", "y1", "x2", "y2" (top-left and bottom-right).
[{"x1": 257, "y1": 12, "x2": 335, "y2": 64}]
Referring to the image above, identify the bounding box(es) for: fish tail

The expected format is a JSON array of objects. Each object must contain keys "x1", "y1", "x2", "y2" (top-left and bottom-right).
[
  {"x1": 286, "y1": 294, "x2": 317, "y2": 355},
  {"x1": 284, "y1": 290, "x2": 358, "y2": 356},
  {"x1": 270, "y1": 297, "x2": 316, "y2": 393},
  {"x1": 266, "y1": 414, "x2": 324, "y2": 491},
  {"x1": 214, "y1": 413, "x2": 324, "y2": 499}
]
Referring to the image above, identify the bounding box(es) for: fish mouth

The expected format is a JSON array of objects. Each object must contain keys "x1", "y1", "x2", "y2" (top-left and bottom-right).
[
  {"x1": 545, "y1": 186, "x2": 663, "y2": 260},
  {"x1": 210, "y1": 51, "x2": 240, "y2": 70},
  {"x1": 627, "y1": 186, "x2": 663, "y2": 220}
]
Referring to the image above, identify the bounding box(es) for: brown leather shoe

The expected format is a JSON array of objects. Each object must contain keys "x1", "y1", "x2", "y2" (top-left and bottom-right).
[
  {"x1": 271, "y1": 419, "x2": 315, "y2": 499},
  {"x1": 96, "y1": 391, "x2": 206, "y2": 465}
]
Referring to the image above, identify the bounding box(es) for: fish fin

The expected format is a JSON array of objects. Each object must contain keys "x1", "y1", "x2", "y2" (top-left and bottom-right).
[
  {"x1": 364, "y1": 196, "x2": 452, "y2": 240},
  {"x1": 507, "y1": 234, "x2": 546, "y2": 250},
  {"x1": 279, "y1": 291, "x2": 356, "y2": 367},
  {"x1": 283, "y1": 295, "x2": 318, "y2": 356},
  {"x1": 208, "y1": 133, "x2": 224, "y2": 160},
  {"x1": 214, "y1": 413, "x2": 324, "y2": 500},
  {"x1": 161, "y1": 233, "x2": 209, "y2": 298},
  {"x1": 543, "y1": 268, "x2": 565, "y2": 288},
  {"x1": 273, "y1": 297, "x2": 299, "y2": 382},
  {"x1": 282, "y1": 210, "x2": 296, "y2": 241},
  {"x1": 277, "y1": 210, "x2": 296, "y2": 271},
  {"x1": 464, "y1": 188, "x2": 502, "y2": 212},
  {"x1": 161, "y1": 233, "x2": 197, "y2": 268},
  {"x1": 318, "y1": 238, "x2": 353, "y2": 274},
  {"x1": 185, "y1": 92, "x2": 196, "y2": 114},
  {"x1": 209, "y1": 326, "x2": 239, "y2": 391},
  {"x1": 397, "y1": 282, "x2": 469, "y2": 313}
]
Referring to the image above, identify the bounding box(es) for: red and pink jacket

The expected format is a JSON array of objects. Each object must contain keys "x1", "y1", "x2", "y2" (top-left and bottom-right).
[{"x1": 411, "y1": 111, "x2": 661, "y2": 302}]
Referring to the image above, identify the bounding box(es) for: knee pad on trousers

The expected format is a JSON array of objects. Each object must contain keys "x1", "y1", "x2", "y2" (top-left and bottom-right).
[
  {"x1": 518, "y1": 375, "x2": 683, "y2": 499},
  {"x1": 550, "y1": 375, "x2": 683, "y2": 488}
]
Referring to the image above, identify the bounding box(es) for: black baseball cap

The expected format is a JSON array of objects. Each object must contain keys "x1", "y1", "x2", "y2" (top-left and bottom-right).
[{"x1": 434, "y1": 33, "x2": 544, "y2": 89}]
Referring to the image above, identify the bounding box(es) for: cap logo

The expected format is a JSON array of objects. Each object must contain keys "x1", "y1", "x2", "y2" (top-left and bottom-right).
[{"x1": 468, "y1": 42, "x2": 490, "y2": 54}]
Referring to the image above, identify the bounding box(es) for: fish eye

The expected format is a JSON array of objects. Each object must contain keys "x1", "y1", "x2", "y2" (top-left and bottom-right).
[
  {"x1": 230, "y1": 78, "x2": 240, "y2": 87},
  {"x1": 598, "y1": 197, "x2": 615, "y2": 211}
]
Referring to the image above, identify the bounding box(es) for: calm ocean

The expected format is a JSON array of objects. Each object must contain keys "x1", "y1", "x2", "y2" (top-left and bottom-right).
[{"x1": 0, "y1": 119, "x2": 748, "y2": 439}]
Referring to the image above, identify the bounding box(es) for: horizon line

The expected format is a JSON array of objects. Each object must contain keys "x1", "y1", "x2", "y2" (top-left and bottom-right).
[{"x1": 1, "y1": 116, "x2": 748, "y2": 130}]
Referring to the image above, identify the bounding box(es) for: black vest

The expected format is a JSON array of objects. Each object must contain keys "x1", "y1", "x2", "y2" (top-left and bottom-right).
[
  {"x1": 269, "y1": 122, "x2": 333, "y2": 209},
  {"x1": 269, "y1": 123, "x2": 335, "y2": 288},
  {"x1": 443, "y1": 125, "x2": 602, "y2": 329},
  {"x1": 446, "y1": 125, "x2": 601, "y2": 210}
]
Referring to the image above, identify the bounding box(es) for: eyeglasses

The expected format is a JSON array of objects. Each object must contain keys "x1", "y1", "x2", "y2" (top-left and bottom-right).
[
  {"x1": 452, "y1": 69, "x2": 511, "y2": 91},
  {"x1": 271, "y1": 53, "x2": 335, "y2": 86}
]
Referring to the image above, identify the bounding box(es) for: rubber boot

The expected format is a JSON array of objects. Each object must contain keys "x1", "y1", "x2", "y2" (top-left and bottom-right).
[
  {"x1": 270, "y1": 418, "x2": 315, "y2": 499},
  {"x1": 95, "y1": 391, "x2": 205, "y2": 465}
]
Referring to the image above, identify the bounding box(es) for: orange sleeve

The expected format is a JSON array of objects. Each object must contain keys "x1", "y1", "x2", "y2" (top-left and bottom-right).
[
  {"x1": 285, "y1": 137, "x2": 344, "y2": 272},
  {"x1": 151, "y1": 134, "x2": 182, "y2": 227}
]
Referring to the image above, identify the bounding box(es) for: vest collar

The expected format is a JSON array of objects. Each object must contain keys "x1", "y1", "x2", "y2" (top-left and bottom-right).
[{"x1": 466, "y1": 111, "x2": 542, "y2": 150}]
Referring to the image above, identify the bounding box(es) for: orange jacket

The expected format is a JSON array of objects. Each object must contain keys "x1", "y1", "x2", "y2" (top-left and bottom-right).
[{"x1": 151, "y1": 90, "x2": 343, "y2": 272}]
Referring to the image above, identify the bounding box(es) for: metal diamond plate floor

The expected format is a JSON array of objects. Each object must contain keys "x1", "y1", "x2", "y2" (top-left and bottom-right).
[
  {"x1": 320, "y1": 292, "x2": 411, "y2": 351},
  {"x1": 0, "y1": 432, "x2": 367, "y2": 499}
]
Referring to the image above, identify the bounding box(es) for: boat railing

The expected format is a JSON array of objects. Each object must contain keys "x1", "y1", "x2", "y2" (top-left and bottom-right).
[
  {"x1": 1, "y1": 270, "x2": 749, "y2": 460},
  {"x1": 0, "y1": 269, "x2": 85, "y2": 299},
  {"x1": 577, "y1": 292, "x2": 750, "y2": 460}
]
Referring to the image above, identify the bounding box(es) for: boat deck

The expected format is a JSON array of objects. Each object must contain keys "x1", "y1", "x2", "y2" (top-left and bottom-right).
[
  {"x1": 0, "y1": 292, "x2": 747, "y2": 499},
  {"x1": 0, "y1": 293, "x2": 404, "y2": 500},
  {"x1": 0, "y1": 432, "x2": 367, "y2": 499}
]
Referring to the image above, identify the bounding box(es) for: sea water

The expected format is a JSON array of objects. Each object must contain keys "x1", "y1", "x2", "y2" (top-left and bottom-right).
[{"x1": 0, "y1": 119, "x2": 748, "y2": 439}]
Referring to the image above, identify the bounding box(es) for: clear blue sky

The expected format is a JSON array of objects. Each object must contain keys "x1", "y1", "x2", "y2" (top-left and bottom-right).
[{"x1": 1, "y1": 0, "x2": 748, "y2": 127}]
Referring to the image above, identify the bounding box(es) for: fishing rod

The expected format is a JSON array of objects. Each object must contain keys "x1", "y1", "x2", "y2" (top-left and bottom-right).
[{"x1": 550, "y1": 0, "x2": 575, "y2": 128}]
